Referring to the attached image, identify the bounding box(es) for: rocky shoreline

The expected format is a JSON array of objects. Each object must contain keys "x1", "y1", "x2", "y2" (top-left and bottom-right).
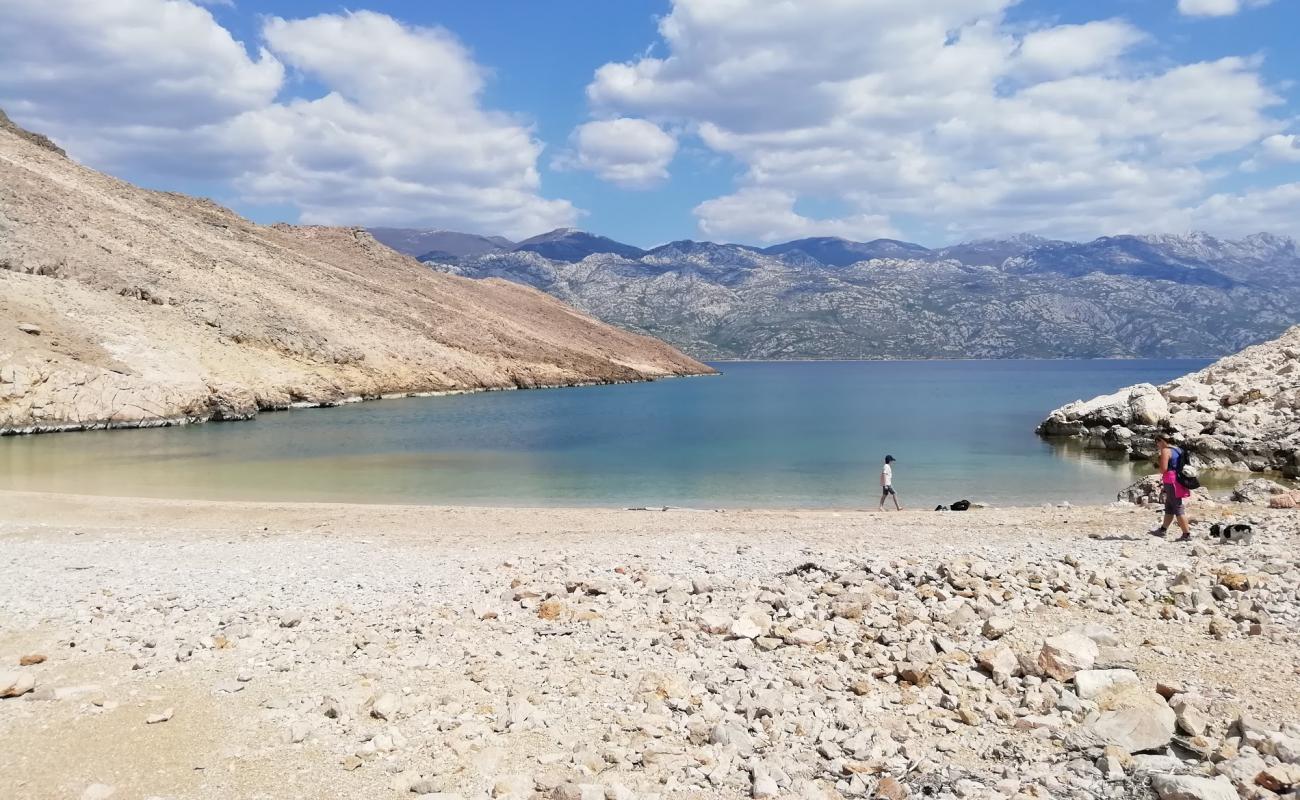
[
  {"x1": 2, "y1": 492, "x2": 1297, "y2": 800},
  {"x1": 1037, "y1": 326, "x2": 1300, "y2": 477}
]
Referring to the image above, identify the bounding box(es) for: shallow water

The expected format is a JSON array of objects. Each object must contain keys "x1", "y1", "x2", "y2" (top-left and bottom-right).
[{"x1": 0, "y1": 360, "x2": 1213, "y2": 508}]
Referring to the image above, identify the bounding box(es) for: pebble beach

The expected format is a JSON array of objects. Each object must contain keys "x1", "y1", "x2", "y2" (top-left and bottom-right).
[{"x1": 2, "y1": 490, "x2": 1298, "y2": 800}]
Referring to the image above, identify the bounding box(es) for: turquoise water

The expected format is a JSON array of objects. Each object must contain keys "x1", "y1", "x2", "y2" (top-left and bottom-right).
[{"x1": 0, "y1": 360, "x2": 1210, "y2": 508}]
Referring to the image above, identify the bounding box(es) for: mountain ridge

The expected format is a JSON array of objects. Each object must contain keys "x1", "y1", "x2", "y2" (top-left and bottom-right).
[{"x1": 371, "y1": 226, "x2": 1300, "y2": 361}]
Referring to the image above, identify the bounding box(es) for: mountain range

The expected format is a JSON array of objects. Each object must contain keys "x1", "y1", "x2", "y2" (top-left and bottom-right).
[{"x1": 368, "y1": 227, "x2": 1300, "y2": 360}]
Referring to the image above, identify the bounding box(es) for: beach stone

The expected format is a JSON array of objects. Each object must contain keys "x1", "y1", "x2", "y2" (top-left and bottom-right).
[
  {"x1": 145, "y1": 707, "x2": 174, "y2": 724},
  {"x1": 1151, "y1": 774, "x2": 1238, "y2": 800},
  {"x1": 698, "y1": 611, "x2": 731, "y2": 635},
  {"x1": 875, "y1": 776, "x2": 908, "y2": 800},
  {"x1": 0, "y1": 671, "x2": 35, "y2": 698},
  {"x1": 17, "y1": 323, "x2": 41, "y2": 335},
  {"x1": 287, "y1": 719, "x2": 312, "y2": 743},
  {"x1": 1082, "y1": 691, "x2": 1176, "y2": 754},
  {"x1": 538, "y1": 598, "x2": 564, "y2": 620},
  {"x1": 787, "y1": 627, "x2": 825, "y2": 646},
  {"x1": 730, "y1": 617, "x2": 763, "y2": 640},
  {"x1": 1073, "y1": 669, "x2": 1139, "y2": 701},
  {"x1": 81, "y1": 784, "x2": 116, "y2": 800},
  {"x1": 982, "y1": 617, "x2": 1015, "y2": 639},
  {"x1": 752, "y1": 773, "x2": 779, "y2": 798},
  {"x1": 977, "y1": 644, "x2": 1019, "y2": 680},
  {"x1": 279, "y1": 610, "x2": 304, "y2": 628},
  {"x1": 1038, "y1": 632, "x2": 1098, "y2": 680},
  {"x1": 372, "y1": 692, "x2": 400, "y2": 721},
  {"x1": 1256, "y1": 764, "x2": 1300, "y2": 793},
  {"x1": 18, "y1": 654, "x2": 46, "y2": 666}
]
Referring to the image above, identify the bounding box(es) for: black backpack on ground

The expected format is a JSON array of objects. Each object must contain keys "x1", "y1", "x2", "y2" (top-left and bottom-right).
[{"x1": 950, "y1": 499, "x2": 971, "y2": 511}]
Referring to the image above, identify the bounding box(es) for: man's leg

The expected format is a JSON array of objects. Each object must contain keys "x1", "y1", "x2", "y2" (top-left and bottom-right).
[
  {"x1": 878, "y1": 491, "x2": 886, "y2": 512},
  {"x1": 1175, "y1": 512, "x2": 1191, "y2": 538},
  {"x1": 892, "y1": 492, "x2": 903, "y2": 511}
]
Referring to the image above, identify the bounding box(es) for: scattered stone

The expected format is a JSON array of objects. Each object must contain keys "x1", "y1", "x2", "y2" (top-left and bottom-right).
[
  {"x1": 1038, "y1": 631, "x2": 1099, "y2": 680},
  {"x1": 982, "y1": 616, "x2": 1015, "y2": 639},
  {"x1": 1151, "y1": 774, "x2": 1238, "y2": 800},
  {"x1": 0, "y1": 671, "x2": 35, "y2": 698},
  {"x1": 18, "y1": 654, "x2": 46, "y2": 666},
  {"x1": 145, "y1": 707, "x2": 174, "y2": 724},
  {"x1": 371, "y1": 692, "x2": 400, "y2": 721},
  {"x1": 80, "y1": 784, "x2": 116, "y2": 800}
]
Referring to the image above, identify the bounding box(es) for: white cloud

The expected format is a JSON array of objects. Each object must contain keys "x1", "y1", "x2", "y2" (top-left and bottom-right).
[
  {"x1": 0, "y1": 2, "x2": 575, "y2": 238},
  {"x1": 1014, "y1": 20, "x2": 1144, "y2": 80},
  {"x1": 694, "y1": 188, "x2": 898, "y2": 244},
  {"x1": 587, "y1": 0, "x2": 1290, "y2": 242},
  {"x1": 1190, "y1": 183, "x2": 1300, "y2": 236},
  {"x1": 1260, "y1": 134, "x2": 1300, "y2": 162},
  {"x1": 559, "y1": 118, "x2": 678, "y2": 188},
  {"x1": 1177, "y1": 0, "x2": 1272, "y2": 17}
]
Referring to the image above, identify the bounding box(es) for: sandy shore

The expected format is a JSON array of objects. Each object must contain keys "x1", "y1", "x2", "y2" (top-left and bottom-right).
[{"x1": 2, "y1": 491, "x2": 1298, "y2": 800}]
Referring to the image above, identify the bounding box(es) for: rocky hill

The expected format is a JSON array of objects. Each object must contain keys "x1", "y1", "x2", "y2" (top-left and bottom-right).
[
  {"x1": 402, "y1": 231, "x2": 1300, "y2": 360},
  {"x1": 0, "y1": 114, "x2": 711, "y2": 435},
  {"x1": 1037, "y1": 325, "x2": 1300, "y2": 476}
]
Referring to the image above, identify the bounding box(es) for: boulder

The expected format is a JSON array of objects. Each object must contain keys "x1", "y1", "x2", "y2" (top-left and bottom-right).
[
  {"x1": 1038, "y1": 632, "x2": 1098, "y2": 680},
  {"x1": 1151, "y1": 774, "x2": 1238, "y2": 800},
  {"x1": 1081, "y1": 683, "x2": 1177, "y2": 754},
  {"x1": 1231, "y1": 478, "x2": 1290, "y2": 504},
  {"x1": 1073, "y1": 669, "x2": 1140, "y2": 701}
]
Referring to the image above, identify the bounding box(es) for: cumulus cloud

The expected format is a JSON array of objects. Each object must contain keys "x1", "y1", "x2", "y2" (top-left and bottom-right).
[
  {"x1": 694, "y1": 188, "x2": 897, "y2": 244},
  {"x1": 587, "y1": 0, "x2": 1291, "y2": 242},
  {"x1": 1190, "y1": 183, "x2": 1300, "y2": 235},
  {"x1": 1177, "y1": 0, "x2": 1272, "y2": 17},
  {"x1": 0, "y1": 1, "x2": 574, "y2": 237},
  {"x1": 559, "y1": 118, "x2": 677, "y2": 188}
]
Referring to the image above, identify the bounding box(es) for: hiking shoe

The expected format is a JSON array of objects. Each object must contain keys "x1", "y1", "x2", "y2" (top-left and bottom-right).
[
  {"x1": 1175, "y1": 533, "x2": 1191, "y2": 542},
  {"x1": 1147, "y1": 528, "x2": 1167, "y2": 537}
]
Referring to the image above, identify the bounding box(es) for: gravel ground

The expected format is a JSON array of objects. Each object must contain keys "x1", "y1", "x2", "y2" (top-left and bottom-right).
[{"x1": 2, "y1": 491, "x2": 1298, "y2": 800}]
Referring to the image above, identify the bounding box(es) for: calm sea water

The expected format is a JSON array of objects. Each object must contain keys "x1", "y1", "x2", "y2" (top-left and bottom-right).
[{"x1": 0, "y1": 360, "x2": 1211, "y2": 508}]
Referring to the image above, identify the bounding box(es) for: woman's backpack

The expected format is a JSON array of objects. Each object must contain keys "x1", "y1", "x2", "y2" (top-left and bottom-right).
[{"x1": 1174, "y1": 447, "x2": 1201, "y2": 490}]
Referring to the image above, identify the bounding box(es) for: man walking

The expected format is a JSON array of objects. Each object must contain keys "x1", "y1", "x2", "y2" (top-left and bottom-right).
[{"x1": 878, "y1": 454, "x2": 902, "y2": 511}]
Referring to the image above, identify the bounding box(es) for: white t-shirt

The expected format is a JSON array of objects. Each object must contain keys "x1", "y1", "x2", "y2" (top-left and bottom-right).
[{"x1": 882, "y1": 463, "x2": 893, "y2": 485}]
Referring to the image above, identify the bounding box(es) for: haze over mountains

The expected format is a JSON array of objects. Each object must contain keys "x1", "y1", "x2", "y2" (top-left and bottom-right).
[{"x1": 370, "y1": 227, "x2": 1300, "y2": 360}]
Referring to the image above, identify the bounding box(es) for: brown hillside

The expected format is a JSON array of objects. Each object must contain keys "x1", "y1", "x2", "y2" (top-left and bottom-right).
[{"x1": 0, "y1": 113, "x2": 712, "y2": 434}]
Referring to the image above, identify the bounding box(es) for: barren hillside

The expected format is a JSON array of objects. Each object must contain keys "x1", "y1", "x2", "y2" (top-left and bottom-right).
[{"x1": 0, "y1": 111, "x2": 711, "y2": 434}]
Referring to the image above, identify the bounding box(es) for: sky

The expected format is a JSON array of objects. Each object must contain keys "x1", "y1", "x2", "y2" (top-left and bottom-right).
[{"x1": 1, "y1": 0, "x2": 1299, "y2": 248}]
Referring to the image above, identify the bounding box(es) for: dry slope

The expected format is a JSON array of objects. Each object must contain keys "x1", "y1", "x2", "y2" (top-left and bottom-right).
[{"x1": 0, "y1": 112, "x2": 711, "y2": 434}]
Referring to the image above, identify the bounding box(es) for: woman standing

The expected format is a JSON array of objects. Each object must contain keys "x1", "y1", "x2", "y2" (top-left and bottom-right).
[{"x1": 1150, "y1": 435, "x2": 1192, "y2": 541}]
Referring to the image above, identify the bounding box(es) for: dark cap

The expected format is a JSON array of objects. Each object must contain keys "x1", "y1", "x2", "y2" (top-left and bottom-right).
[{"x1": 885, "y1": 455, "x2": 896, "y2": 463}]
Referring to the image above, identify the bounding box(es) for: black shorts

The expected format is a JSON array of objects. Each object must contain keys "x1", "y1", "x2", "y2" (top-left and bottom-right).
[{"x1": 881, "y1": 485, "x2": 896, "y2": 496}]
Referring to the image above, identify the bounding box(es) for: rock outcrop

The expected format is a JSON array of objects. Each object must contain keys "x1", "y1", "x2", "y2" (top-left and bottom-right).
[
  {"x1": 1038, "y1": 325, "x2": 1300, "y2": 476},
  {"x1": 0, "y1": 111, "x2": 712, "y2": 435}
]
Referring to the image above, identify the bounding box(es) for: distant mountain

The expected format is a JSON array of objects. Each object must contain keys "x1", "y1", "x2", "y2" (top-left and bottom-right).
[
  {"x1": 367, "y1": 228, "x2": 513, "y2": 261},
  {"x1": 512, "y1": 228, "x2": 646, "y2": 261},
  {"x1": 762, "y1": 237, "x2": 931, "y2": 267},
  {"x1": 417, "y1": 230, "x2": 1300, "y2": 360}
]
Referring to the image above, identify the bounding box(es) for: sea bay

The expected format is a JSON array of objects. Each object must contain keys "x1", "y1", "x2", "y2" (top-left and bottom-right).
[{"x1": 0, "y1": 359, "x2": 1214, "y2": 508}]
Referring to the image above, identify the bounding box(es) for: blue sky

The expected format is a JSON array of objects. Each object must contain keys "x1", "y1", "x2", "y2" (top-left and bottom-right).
[{"x1": 2, "y1": 0, "x2": 1299, "y2": 247}]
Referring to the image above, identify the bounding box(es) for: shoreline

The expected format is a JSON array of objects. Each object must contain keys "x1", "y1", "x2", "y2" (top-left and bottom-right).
[{"x1": 0, "y1": 371, "x2": 717, "y2": 439}]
